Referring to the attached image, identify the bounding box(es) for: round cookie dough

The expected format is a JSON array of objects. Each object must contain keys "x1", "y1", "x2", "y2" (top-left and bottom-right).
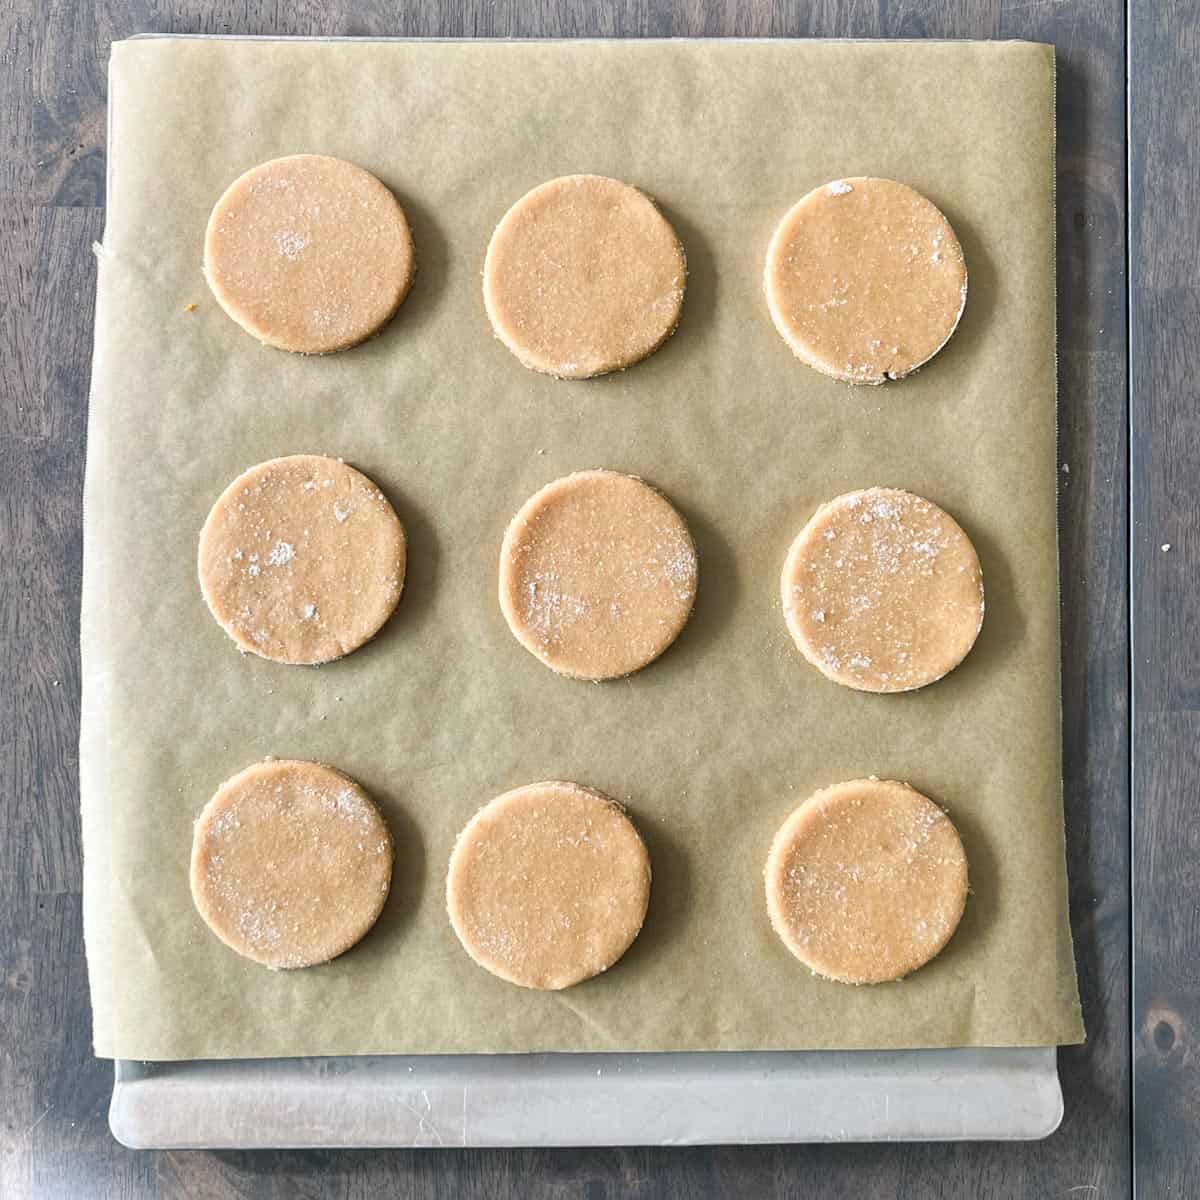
[
  {"x1": 446, "y1": 780, "x2": 652, "y2": 990},
  {"x1": 198, "y1": 454, "x2": 406, "y2": 665},
  {"x1": 765, "y1": 778, "x2": 969, "y2": 984},
  {"x1": 764, "y1": 177, "x2": 967, "y2": 384},
  {"x1": 499, "y1": 469, "x2": 698, "y2": 680},
  {"x1": 203, "y1": 154, "x2": 416, "y2": 354},
  {"x1": 190, "y1": 759, "x2": 393, "y2": 969},
  {"x1": 482, "y1": 174, "x2": 686, "y2": 379},
  {"x1": 781, "y1": 487, "x2": 984, "y2": 693}
]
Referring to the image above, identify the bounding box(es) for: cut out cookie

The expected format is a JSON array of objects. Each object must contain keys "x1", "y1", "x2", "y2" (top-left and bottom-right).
[
  {"x1": 765, "y1": 177, "x2": 967, "y2": 383},
  {"x1": 190, "y1": 759, "x2": 393, "y2": 969},
  {"x1": 765, "y1": 777, "x2": 968, "y2": 984},
  {"x1": 499, "y1": 469, "x2": 697, "y2": 680},
  {"x1": 204, "y1": 154, "x2": 415, "y2": 354},
  {"x1": 483, "y1": 174, "x2": 686, "y2": 378},
  {"x1": 198, "y1": 454, "x2": 406, "y2": 665},
  {"x1": 781, "y1": 487, "x2": 983, "y2": 692},
  {"x1": 446, "y1": 780, "x2": 652, "y2": 990}
]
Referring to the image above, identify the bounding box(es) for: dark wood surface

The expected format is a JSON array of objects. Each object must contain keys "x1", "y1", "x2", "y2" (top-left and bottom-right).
[
  {"x1": 1129, "y1": 0, "x2": 1200, "y2": 1196},
  {"x1": 0, "y1": 2, "x2": 1136, "y2": 1196}
]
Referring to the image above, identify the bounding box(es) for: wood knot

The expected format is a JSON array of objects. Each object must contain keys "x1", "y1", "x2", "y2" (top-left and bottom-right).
[{"x1": 1144, "y1": 1005, "x2": 1191, "y2": 1065}]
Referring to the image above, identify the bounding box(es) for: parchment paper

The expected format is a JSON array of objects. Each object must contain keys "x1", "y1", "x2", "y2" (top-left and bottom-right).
[{"x1": 82, "y1": 36, "x2": 1084, "y2": 1060}]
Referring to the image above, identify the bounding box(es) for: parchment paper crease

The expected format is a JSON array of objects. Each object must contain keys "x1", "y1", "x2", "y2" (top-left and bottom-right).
[{"x1": 82, "y1": 36, "x2": 1084, "y2": 1060}]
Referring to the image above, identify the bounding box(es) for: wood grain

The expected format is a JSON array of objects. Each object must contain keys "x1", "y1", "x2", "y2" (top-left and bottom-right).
[
  {"x1": 1130, "y1": 1, "x2": 1200, "y2": 1195},
  {"x1": 0, "y1": 2, "x2": 1130, "y2": 1196}
]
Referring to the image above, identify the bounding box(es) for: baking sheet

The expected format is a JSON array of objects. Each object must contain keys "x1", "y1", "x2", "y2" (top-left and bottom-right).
[
  {"x1": 109, "y1": 1048, "x2": 1064, "y2": 1147},
  {"x1": 82, "y1": 36, "x2": 1083, "y2": 1060}
]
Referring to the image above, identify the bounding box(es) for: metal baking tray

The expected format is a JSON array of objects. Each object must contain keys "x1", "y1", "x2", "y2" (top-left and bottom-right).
[
  {"x1": 111, "y1": 1047, "x2": 1061, "y2": 1147},
  {"x1": 105, "y1": 37, "x2": 1063, "y2": 1149}
]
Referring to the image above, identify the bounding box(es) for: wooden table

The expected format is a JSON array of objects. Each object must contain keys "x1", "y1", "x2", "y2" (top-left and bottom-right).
[{"x1": 1, "y1": 1, "x2": 1177, "y2": 1195}]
